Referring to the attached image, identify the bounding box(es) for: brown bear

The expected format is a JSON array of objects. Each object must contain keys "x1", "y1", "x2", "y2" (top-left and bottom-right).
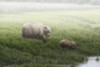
[
  {"x1": 60, "y1": 39, "x2": 76, "y2": 48},
  {"x1": 21, "y1": 23, "x2": 51, "y2": 41}
]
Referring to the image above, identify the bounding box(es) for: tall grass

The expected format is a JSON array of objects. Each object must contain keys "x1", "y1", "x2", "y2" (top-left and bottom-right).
[{"x1": 0, "y1": 10, "x2": 100, "y2": 66}]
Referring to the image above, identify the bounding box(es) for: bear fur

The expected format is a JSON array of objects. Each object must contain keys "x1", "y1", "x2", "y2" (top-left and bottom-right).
[
  {"x1": 21, "y1": 23, "x2": 51, "y2": 41},
  {"x1": 60, "y1": 39, "x2": 76, "y2": 48}
]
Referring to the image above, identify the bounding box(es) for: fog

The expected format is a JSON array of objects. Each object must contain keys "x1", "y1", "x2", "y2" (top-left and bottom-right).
[{"x1": 0, "y1": 2, "x2": 100, "y2": 13}]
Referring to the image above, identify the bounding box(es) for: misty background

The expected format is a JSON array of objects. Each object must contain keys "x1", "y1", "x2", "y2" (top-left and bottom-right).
[
  {"x1": 0, "y1": 0, "x2": 100, "y2": 13},
  {"x1": 0, "y1": 0, "x2": 100, "y2": 5}
]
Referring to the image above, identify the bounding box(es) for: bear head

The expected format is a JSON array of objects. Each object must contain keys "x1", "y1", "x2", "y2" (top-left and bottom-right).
[{"x1": 43, "y1": 26, "x2": 51, "y2": 37}]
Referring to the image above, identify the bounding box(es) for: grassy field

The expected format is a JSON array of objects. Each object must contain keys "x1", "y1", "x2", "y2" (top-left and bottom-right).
[{"x1": 0, "y1": 10, "x2": 100, "y2": 67}]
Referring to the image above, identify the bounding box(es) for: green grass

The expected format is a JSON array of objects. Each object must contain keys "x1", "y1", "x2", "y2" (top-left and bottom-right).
[{"x1": 0, "y1": 10, "x2": 100, "y2": 67}]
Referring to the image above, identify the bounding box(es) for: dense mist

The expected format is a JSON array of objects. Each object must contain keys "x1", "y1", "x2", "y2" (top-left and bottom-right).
[{"x1": 0, "y1": 0, "x2": 100, "y2": 5}]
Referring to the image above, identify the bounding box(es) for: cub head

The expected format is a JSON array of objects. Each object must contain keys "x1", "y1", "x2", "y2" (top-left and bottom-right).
[{"x1": 70, "y1": 42, "x2": 76, "y2": 48}]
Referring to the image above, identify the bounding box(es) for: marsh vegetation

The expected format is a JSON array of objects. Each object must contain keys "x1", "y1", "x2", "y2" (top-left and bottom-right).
[{"x1": 0, "y1": 9, "x2": 100, "y2": 67}]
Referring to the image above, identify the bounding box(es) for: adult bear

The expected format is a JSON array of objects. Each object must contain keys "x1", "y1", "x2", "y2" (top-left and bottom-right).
[{"x1": 21, "y1": 23, "x2": 51, "y2": 41}]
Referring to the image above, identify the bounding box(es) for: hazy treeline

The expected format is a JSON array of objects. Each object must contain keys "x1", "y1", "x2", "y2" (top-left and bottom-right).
[{"x1": 0, "y1": 0, "x2": 100, "y2": 5}]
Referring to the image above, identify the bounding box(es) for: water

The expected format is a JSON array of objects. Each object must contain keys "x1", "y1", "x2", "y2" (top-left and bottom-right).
[
  {"x1": 57, "y1": 57, "x2": 100, "y2": 67},
  {"x1": 75, "y1": 57, "x2": 100, "y2": 67}
]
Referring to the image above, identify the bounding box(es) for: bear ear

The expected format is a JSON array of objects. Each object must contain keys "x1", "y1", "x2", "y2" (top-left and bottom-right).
[
  {"x1": 73, "y1": 42, "x2": 76, "y2": 45},
  {"x1": 73, "y1": 42, "x2": 76, "y2": 44},
  {"x1": 44, "y1": 26, "x2": 47, "y2": 29}
]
